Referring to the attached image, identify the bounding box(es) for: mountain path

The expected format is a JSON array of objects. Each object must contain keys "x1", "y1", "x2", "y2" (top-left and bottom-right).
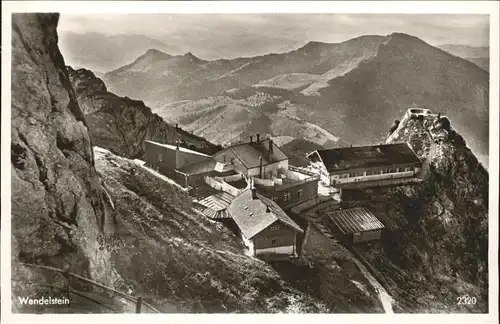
[{"x1": 351, "y1": 258, "x2": 394, "y2": 313}]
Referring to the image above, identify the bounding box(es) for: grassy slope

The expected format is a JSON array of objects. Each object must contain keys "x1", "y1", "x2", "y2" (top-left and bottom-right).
[
  {"x1": 94, "y1": 148, "x2": 381, "y2": 313},
  {"x1": 153, "y1": 89, "x2": 341, "y2": 148}
]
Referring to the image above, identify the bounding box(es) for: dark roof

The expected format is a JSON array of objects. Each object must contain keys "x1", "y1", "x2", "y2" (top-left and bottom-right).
[
  {"x1": 227, "y1": 189, "x2": 303, "y2": 239},
  {"x1": 215, "y1": 139, "x2": 288, "y2": 169},
  {"x1": 310, "y1": 142, "x2": 420, "y2": 172},
  {"x1": 178, "y1": 159, "x2": 234, "y2": 175},
  {"x1": 327, "y1": 207, "x2": 385, "y2": 234}
]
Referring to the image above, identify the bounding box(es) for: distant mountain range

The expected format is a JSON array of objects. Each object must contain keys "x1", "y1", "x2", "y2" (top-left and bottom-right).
[
  {"x1": 59, "y1": 32, "x2": 183, "y2": 73},
  {"x1": 437, "y1": 44, "x2": 489, "y2": 71},
  {"x1": 100, "y1": 33, "x2": 489, "y2": 166}
]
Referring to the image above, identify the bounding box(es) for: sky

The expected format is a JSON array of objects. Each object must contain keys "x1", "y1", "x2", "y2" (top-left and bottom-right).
[{"x1": 58, "y1": 13, "x2": 490, "y2": 58}]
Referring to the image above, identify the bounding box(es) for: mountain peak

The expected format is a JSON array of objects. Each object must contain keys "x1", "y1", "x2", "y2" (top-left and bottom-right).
[
  {"x1": 386, "y1": 32, "x2": 427, "y2": 45},
  {"x1": 143, "y1": 48, "x2": 172, "y2": 58},
  {"x1": 298, "y1": 40, "x2": 330, "y2": 51},
  {"x1": 183, "y1": 52, "x2": 204, "y2": 62}
]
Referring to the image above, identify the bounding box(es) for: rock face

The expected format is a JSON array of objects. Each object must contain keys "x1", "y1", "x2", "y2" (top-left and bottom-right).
[
  {"x1": 67, "y1": 66, "x2": 221, "y2": 159},
  {"x1": 11, "y1": 13, "x2": 114, "y2": 303},
  {"x1": 357, "y1": 111, "x2": 488, "y2": 312}
]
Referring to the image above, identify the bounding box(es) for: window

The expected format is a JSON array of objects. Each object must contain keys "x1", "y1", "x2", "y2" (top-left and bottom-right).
[
  {"x1": 271, "y1": 239, "x2": 278, "y2": 247},
  {"x1": 272, "y1": 196, "x2": 279, "y2": 202},
  {"x1": 284, "y1": 192, "x2": 291, "y2": 201},
  {"x1": 270, "y1": 224, "x2": 280, "y2": 231},
  {"x1": 297, "y1": 189, "x2": 304, "y2": 197}
]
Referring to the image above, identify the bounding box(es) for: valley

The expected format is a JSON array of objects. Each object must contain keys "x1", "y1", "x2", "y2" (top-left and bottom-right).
[{"x1": 102, "y1": 33, "x2": 489, "y2": 167}]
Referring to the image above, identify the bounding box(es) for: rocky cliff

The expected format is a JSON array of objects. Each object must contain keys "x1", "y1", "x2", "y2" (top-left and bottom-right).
[
  {"x1": 11, "y1": 13, "x2": 116, "y2": 310},
  {"x1": 355, "y1": 111, "x2": 488, "y2": 312},
  {"x1": 67, "y1": 66, "x2": 221, "y2": 159}
]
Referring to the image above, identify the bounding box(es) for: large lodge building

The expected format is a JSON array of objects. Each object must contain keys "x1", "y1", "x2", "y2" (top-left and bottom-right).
[{"x1": 306, "y1": 142, "x2": 422, "y2": 189}]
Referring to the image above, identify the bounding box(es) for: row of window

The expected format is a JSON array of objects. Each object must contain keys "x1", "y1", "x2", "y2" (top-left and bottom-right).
[
  {"x1": 335, "y1": 167, "x2": 414, "y2": 179},
  {"x1": 272, "y1": 188, "x2": 304, "y2": 203}
]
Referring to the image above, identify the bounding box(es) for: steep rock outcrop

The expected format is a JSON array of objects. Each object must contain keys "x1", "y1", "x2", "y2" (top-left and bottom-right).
[
  {"x1": 11, "y1": 13, "x2": 114, "y2": 309},
  {"x1": 67, "y1": 66, "x2": 221, "y2": 159},
  {"x1": 356, "y1": 111, "x2": 488, "y2": 312}
]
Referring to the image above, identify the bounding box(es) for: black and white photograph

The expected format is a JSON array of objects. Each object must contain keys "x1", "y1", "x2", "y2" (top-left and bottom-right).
[{"x1": 1, "y1": 1, "x2": 499, "y2": 323}]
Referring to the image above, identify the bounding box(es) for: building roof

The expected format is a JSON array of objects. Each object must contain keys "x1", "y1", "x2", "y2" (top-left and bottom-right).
[
  {"x1": 215, "y1": 139, "x2": 288, "y2": 169},
  {"x1": 228, "y1": 189, "x2": 303, "y2": 239},
  {"x1": 144, "y1": 140, "x2": 210, "y2": 157},
  {"x1": 177, "y1": 159, "x2": 234, "y2": 175},
  {"x1": 327, "y1": 207, "x2": 385, "y2": 235},
  {"x1": 194, "y1": 192, "x2": 234, "y2": 219},
  {"x1": 309, "y1": 142, "x2": 420, "y2": 172},
  {"x1": 191, "y1": 184, "x2": 234, "y2": 219}
]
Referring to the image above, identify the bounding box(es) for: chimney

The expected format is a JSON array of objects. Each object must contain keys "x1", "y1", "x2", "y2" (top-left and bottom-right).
[
  {"x1": 268, "y1": 138, "x2": 274, "y2": 153},
  {"x1": 256, "y1": 134, "x2": 260, "y2": 142},
  {"x1": 251, "y1": 187, "x2": 257, "y2": 200},
  {"x1": 250, "y1": 135, "x2": 253, "y2": 143},
  {"x1": 259, "y1": 155, "x2": 263, "y2": 179}
]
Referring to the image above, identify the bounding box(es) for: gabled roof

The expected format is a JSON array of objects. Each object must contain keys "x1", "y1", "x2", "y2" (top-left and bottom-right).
[
  {"x1": 308, "y1": 142, "x2": 420, "y2": 172},
  {"x1": 215, "y1": 139, "x2": 288, "y2": 169},
  {"x1": 327, "y1": 207, "x2": 384, "y2": 234},
  {"x1": 227, "y1": 189, "x2": 303, "y2": 239}
]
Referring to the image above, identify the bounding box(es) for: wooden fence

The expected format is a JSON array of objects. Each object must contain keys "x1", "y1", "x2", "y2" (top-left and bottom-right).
[{"x1": 14, "y1": 263, "x2": 159, "y2": 314}]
